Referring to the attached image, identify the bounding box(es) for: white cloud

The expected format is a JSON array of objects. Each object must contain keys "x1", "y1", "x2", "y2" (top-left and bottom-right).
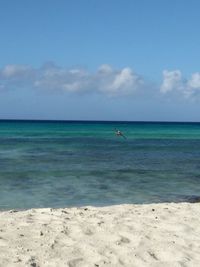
[
  {"x1": 111, "y1": 68, "x2": 135, "y2": 89},
  {"x1": 62, "y1": 81, "x2": 83, "y2": 92},
  {"x1": 102, "y1": 67, "x2": 143, "y2": 96},
  {"x1": 1, "y1": 64, "x2": 32, "y2": 78},
  {"x1": 98, "y1": 64, "x2": 113, "y2": 74},
  {"x1": 187, "y1": 72, "x2": 200, "y2": 89},
  {"x1": 160, "y1": 70, "x2": 200, "y2": 98},
  {"x1": 160, "y1": 70, "x2": 183, "y2": 93}
]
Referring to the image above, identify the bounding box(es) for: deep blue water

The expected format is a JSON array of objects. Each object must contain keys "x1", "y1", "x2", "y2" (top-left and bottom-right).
[{"x1": 0, "y1": 120, "x2": 200, "y2": 210}]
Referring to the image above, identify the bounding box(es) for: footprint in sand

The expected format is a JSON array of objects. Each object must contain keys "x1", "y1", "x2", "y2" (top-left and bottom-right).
[
  {"x1": 27, "y1": 256, "x2": 39, "y2": 267},
  {"x1": 83, "y1": 227, "x2": 94, "y2": 236},
  {"x1": 61, "y1": 226, "x2": 70, "y2": 235},
  {"x1": 116, "y1": 236, "x2": 130, "y2": 245},
  {"x1": 26, "y1": 214, "x2": 34, "y2": 223},
  {"x1": 148, "y1": 251, "x2": 158, "y2": 261},
  {"x1": 68, "y1": 257, "x2": 83, "y2": 267}
]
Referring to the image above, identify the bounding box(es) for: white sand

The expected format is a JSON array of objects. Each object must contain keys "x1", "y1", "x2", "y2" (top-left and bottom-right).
[{"x1": 0, "y1": 203, "x2": 200, "y2": 267}]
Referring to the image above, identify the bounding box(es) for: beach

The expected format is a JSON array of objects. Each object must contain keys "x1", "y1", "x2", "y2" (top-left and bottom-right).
[
  {"x1": 1, "y1": 121, "x2": 200, "y2": 266},
  {"x1": 0, "y1": 202, "x2": 200, "y2": 267}
]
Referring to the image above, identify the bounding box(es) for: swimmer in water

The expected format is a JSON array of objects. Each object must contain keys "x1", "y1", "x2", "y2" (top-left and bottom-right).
[{"x1": 115, "y1": 129, "x2": 127, "y2": 139}]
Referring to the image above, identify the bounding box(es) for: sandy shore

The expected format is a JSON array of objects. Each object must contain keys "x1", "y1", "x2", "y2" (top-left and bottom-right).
[{"x1": 0, "y1": 203, "x2": 200, "y2": 267}]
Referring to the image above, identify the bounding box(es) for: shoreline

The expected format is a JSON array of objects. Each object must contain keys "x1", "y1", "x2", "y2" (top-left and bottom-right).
[{"x1": 0, "y1": 202, "x2": 200, "y2": 266}]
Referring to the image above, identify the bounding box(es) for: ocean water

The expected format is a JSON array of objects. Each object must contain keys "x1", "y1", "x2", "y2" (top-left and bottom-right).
[{"x1": 1, "y1": 120, "x2": 200, "y2": 210}]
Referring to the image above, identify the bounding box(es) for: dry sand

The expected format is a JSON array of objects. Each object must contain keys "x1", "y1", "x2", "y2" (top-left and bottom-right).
[{"x1": 0, "y1": 203, "x2": 200, "y2": 267}]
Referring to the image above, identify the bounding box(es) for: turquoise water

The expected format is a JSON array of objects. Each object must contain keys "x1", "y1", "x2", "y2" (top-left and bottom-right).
[{"x1": 1, "y1": 120, "x2": 200, "y2": 210}]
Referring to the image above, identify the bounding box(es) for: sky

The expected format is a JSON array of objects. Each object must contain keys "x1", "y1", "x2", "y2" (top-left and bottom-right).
[{"x1": 0, "y1": 0, "x2": 200, "y2": 121}]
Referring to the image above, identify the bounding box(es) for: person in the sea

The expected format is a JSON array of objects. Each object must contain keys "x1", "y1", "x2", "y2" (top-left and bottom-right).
[{"x1": 115, "y1": 129, "x2": 127, "y2": 139}]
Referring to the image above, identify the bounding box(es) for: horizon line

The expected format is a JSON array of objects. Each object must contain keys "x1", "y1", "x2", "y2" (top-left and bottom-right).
[{"x1": 0, "y1": 119, "x2": 200, "y2": 124}]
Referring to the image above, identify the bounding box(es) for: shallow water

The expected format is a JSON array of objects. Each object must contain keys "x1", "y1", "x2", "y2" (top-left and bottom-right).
[{"x1": 1, "y1": 120, "x2": 200, "y2": 210}]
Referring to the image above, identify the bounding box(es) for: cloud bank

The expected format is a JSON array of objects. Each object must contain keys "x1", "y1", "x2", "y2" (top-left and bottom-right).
[
  {"x1": 160, "y1": 70, "x2": 200, "y2": 98},
  {"x1": 1, "y1": 63, "x2": 200, "y2": 99},
  {"x1": 0, "y1": 63, "x2": 144, "y2": 96}
]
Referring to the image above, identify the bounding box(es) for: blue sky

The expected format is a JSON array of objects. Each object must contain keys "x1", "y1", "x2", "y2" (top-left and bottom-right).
[{"x1": 0, "y1": 0, "x2": 200, "y2": 121}]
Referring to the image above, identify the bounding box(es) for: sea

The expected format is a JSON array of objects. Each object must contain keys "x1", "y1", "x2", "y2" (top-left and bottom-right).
[{"x1": 0, "y1": 120, "x2": 200, "y2": 210}]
